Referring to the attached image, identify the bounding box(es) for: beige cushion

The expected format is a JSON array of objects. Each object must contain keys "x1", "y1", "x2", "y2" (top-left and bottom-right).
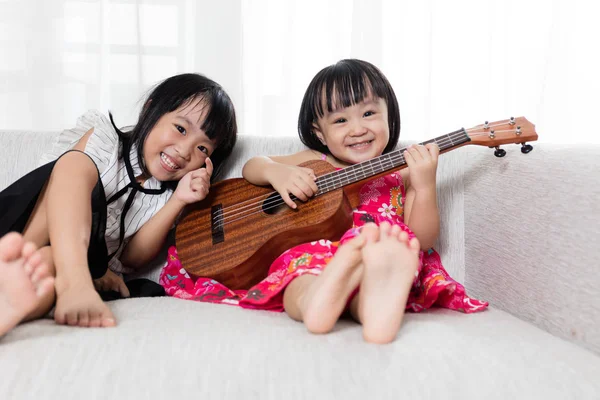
[{"x1": 1, "y1": 298, "x2": 599, "y2": 399}]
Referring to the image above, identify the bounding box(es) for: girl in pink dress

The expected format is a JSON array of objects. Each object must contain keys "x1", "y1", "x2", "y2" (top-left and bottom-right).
[{"x1": 161, "y1": 59, "x2": 487, "y2": 343}]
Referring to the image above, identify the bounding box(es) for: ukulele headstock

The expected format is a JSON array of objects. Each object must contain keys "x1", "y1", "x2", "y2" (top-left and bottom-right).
[{"x1": 466, "y1": 117, "x2": 538, "y2": 157}]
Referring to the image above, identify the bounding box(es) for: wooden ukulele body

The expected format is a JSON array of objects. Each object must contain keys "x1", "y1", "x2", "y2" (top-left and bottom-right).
[{"x1": 175, "y1": 160, "x2": 354, "y2": 290}]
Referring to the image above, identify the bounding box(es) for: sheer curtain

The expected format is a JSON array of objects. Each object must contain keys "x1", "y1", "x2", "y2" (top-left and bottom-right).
[
  {"x1": 1, "y1": 0, "x2": 598, "y2": 144},
  {"x1": 0, "y1": 0, "x2": 242, "y2": 131}
]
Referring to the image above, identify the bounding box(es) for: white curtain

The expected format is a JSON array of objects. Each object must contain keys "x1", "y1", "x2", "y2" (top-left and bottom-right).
[{"x1": 1, "y1": 0, "x2": 598, "y2": 145}]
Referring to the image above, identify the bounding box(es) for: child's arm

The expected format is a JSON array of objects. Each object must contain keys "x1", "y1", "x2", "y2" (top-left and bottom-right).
[
  {"x1": 119, "y1": 195, "x2": 186, "y2": 268},
  {"x1": 119, "y1": 159, "x2": 213, "y2": 269},
  {"x1": 242, "y1": 151, "x2": 319, "y2": 209},
  {"x1": 401, "y1": 144, "x2": 440, "y2": 250}
]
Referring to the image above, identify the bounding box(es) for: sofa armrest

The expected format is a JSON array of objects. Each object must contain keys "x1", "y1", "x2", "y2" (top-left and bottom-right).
[{"x1": 462, "y1": 143, "x2": 600, "y2": 355}]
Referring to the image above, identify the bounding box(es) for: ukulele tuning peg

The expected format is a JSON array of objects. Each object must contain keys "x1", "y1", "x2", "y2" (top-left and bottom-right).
[
  {"x1": 509, "y1": 117, "x2": 516, "y2": 126},
  {"x1": 515, "y1": 126, "x2": 522, "y2": 136},
  {"x1": 520, "y1": 143, "x2": 533, "y2": 154},
  {"x1": 489, "y1": 130, "x2": 495, "y2": 139},
  {"x1": 484, "y1": 120, "x2": 490, "y2": 129},
  {"x1": 494, "y1": 146, "x2": 506, "y2": 158}
]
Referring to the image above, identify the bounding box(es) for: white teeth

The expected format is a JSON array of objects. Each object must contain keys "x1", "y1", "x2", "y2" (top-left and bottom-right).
[
  {"x1": 350, "y1": 140, "x2": 373, "y2": 148},
  {"x1": 160, "y1": 153, "x2": 180, "y2": 169}
]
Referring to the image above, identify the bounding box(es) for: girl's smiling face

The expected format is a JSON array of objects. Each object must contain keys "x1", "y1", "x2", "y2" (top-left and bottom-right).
[
  {"x1": 312, "y1": 93, "x2": 390, "y2": 166},
  {"x1": 143, "y1": 99, "x2": 216, "y2": 182}
]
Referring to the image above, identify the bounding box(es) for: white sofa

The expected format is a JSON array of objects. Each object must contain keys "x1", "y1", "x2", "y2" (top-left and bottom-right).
[{"x1": 1, "y1": 130, "x2": 599, "y2": 399}]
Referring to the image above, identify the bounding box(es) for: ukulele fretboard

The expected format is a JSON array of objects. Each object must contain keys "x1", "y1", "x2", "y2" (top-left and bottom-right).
[{"x1": 315, "y1": 128, "x2": 470, "y2": 195}]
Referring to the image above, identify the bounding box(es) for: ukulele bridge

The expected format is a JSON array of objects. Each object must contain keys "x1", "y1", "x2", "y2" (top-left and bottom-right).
[{"x1": 211, "y1": 204, "x2": 224, "y2": 245}]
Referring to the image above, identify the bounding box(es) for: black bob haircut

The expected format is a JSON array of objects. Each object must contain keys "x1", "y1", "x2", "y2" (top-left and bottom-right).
[
  {"x1": 298, "y1": 59, "x2": 400, "y2": 155},
  {"x1": 109, "y1": 73, "x2": 237, "y2": 189}
]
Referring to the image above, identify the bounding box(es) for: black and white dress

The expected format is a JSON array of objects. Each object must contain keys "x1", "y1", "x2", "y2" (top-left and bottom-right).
[{"x1": 0, "y1": 110, "x2": 173, "y2": 282}]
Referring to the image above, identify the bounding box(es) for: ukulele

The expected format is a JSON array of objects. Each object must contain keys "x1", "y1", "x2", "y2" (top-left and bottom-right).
[{"x1": 176, "y1": 117, "x2": 538, "y2": 289}]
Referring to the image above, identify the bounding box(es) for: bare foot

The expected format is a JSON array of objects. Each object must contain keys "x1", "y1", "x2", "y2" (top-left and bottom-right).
[
  {"x1": 0, "y1": 233, "x2": 55, "y2": 336},
  {"x1": 54, "y1": 283, "x2": 116, "y2": 328},
  {"x1": 300, "y1": 224, "x2": 379, "y2": 334},
  {"x1": 359, "y1": 222, "x2": 420, "y2": 344}
]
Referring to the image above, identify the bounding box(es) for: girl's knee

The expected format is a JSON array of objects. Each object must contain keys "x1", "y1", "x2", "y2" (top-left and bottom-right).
[
  {"x1": 53, "y1": 151, "x2": 97, "y2": 175},
  {"x1": 47, "y1": 151, "x2": 100, "y2": 194}
]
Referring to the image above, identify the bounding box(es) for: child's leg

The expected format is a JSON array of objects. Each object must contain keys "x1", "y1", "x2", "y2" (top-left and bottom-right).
[
  {"x1": 352, "y1": 222, "x2": 420, "y2": 344},
  {"x1": 283, "y1": 224, "x2": 378, "y2": 334},
  {"x1": 18, "y1": 183, "x2": 60, "y2": 321},
  {"x1": 21, "y1": 152, "x2": 115, "y2": 327},
  {"x1": 21, "y1": 180, "x2": 50, "y2": 248},
  {"x1": 0, "y1": 233, "x2": 54, "y2": 336}
]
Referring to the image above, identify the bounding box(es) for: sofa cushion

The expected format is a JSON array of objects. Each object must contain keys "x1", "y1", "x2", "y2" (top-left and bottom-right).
[{"x1": 1, "y1": 298, "x2": 599, "y2": 399}]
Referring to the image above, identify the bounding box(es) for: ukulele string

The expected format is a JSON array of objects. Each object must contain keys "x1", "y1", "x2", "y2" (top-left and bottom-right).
[
  {"x1": 213, "y1": 129, "x2": 466, "y2": 224},
  {"x1": 216, "y1": 155, "x2": 409, "y2": 227},
  {"x1": 465, "y1": 121, "x2": 512, "y2": 132},
  {"x1": 214, "y1": 131, "x2": 469, "y2": 226},
  {"x1": 214, "y1": 128, "x2": 521, "y2": 226},
  {"x1": 467, "y1": 129, "x2": 521, "y2": 134},
  {"x1": 214, "y1": 130, "x2": 509, "y2": 226},
  {"x1": 215, "y1": 129, "x2": 507, "y2": 221},
  {"x1": 215, "y1": 129, "x2": 472, "y2": 221}
]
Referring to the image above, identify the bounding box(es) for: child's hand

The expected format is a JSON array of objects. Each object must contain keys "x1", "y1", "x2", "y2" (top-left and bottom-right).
[
  {"x1": 265, "y1": 163, "x2": 318, "y2": 209},
  {"x1": 403, "y1": 144, "x2": 439, "y2": 191},
  {"x1": 174, "y1": 158, "x2": 213, "y2": 205},
  {"x1": 93, "y1": 269, "x2": 130, "y2": 298}
]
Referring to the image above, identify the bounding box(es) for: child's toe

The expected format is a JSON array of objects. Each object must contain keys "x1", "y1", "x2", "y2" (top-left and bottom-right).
[
  {"x1": 101, "y1": 316, "x2": 116, "y2": 328},
  {"x1": 398, "y1": 230, "x2": 409, "y2": 243},
  {"x1": 0, "y1": 232, "x2": 24, "y2": 262},
  {"x1": 360, "y1": 223, "x2": 379, "y2": 243},
  {"x1": 379, "y1": 221, "x2": 391, "y2": 236},
  {"x1": 30, "y1": 262, "x2": 49, "y2": 284},
  {"x1": 89, "y1": 312, "x2": 102, "y2": 328},
  {"x1": 78, "y1": 311, "x2": 90, "y2": 328},
  {"x1": 408, "y1": 238, "x2": 420, "y2": 254},
  {"x1": 100, "y1": 307, "x2": 116, "y2": 327},
  {"x1": 21, "y1": 241, "x2": 37, "y2": 261},
  {"x1": 66, "y1": 311, "x2": 79, "y2": 326},
  {"x1": 35, "y1": 277, "x2": 54, "y2": 298}
]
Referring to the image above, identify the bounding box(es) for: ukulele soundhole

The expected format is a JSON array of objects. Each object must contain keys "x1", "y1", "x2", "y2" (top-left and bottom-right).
[{"x1": 262, "y1": 192, "x2": 289, "y2": 215}]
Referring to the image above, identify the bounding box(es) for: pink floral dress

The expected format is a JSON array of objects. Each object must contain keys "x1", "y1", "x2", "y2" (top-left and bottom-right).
[{"x1": 160, "y1": 171, "x2": 488, "y2": 313}]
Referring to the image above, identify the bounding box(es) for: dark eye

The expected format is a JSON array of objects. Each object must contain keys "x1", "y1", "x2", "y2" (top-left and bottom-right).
[
  {"x1": 364, "y1": 111, "x2": 375, "y2": 117},
  {"x1": 198, "y1": 145, "x2": 209, "y2": 154},
  {"x1": 334, "y1": 118, "x2": 346, "y2": 124},
  {"x1": 176, "y1": 125, "x2": 186, "y2": 135}
]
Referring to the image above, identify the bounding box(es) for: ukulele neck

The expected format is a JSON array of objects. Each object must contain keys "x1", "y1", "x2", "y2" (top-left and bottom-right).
[{"x1": 315, "y1": 128, "x2": 470, "y2": 196}]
